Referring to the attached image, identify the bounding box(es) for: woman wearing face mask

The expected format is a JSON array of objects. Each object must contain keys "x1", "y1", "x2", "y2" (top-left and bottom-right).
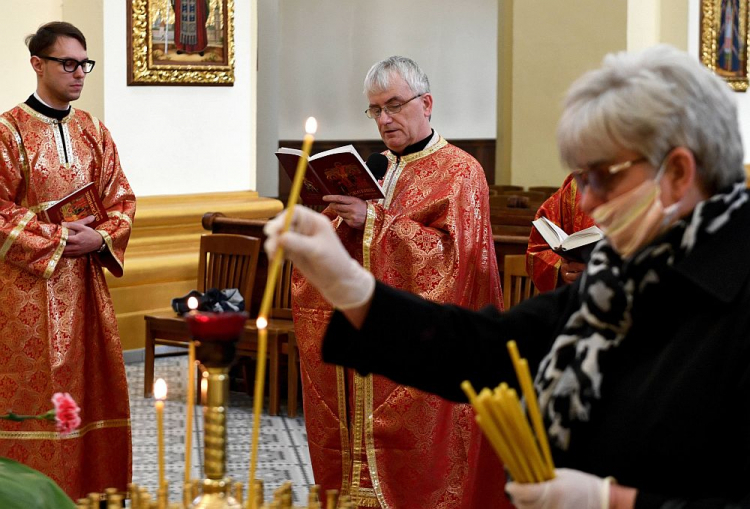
[{"x1": 265, "y1": 45, "x2": 750, "y2": 509}]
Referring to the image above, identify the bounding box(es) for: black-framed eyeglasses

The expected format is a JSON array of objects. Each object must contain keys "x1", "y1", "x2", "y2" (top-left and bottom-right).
[
  {"x1": 571, "y1": 157, "x2": 648, "y2": 196},
  {"x1": 365, "y1": 94, "x2": 423, "y2": 119},
  {"x1": 38, "y1": 56, "x2": 96, "y2": 74}
]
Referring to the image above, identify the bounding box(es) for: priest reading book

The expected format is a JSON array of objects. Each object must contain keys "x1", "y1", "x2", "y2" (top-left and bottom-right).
[
  {"x1": 531, "y1": 216, "x2": 603, "y2": 263},
  {"x1": 276, "y1": 144, "x2": 384, "y2": 205}
]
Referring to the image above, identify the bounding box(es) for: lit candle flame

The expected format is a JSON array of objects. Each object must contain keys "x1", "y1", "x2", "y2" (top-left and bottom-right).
[
  {"x1": 256, "y1": 316, "x2": 268, "y2": 330},
  {"x1": 154, "y1": 378, "x2": 168, "y2": 400},
  {"x1": 187, "y1": 296, "x2": 199, "y2": 310},
  {"x1": 305, "y1": 116, "x2": 318, "y2": 135}
]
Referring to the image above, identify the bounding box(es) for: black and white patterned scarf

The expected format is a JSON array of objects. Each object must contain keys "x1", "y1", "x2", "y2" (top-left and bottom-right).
[{"x1": 535, "y1": 181, "x2": 747, "y2": 450}]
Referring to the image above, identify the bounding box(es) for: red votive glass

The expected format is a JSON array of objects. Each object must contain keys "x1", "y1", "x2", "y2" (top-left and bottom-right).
[{"x1": 185, "y1": 312, "x2": 248, "y2": 341}]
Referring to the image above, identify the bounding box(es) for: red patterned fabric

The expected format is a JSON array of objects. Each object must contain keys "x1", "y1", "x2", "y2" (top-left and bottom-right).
[
  {"x1": 0, "y1": 104, "x2": 134, "y2": 499},
  {"x1": 293, "y1": 136, "x2": 511, "y2": 509},
  {"x1": 526, "y1": 174, "x2": 595, "y2": 292}
]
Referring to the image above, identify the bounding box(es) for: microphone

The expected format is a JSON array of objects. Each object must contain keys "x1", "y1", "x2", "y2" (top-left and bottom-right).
[{"x1": 366, "y1": 153, "x2": 389, "y2": 181}]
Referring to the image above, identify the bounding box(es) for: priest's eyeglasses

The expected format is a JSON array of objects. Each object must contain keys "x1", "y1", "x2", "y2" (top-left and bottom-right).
[
  {"x1": 571, "y1": 157, "x2": 648, "y2": 196},
  {"x1": 365, "y1": 94, "x2": 423, "y2": 119},
  {"x1": 38, "y1": 56, "x2": 96, "y2": 73}
]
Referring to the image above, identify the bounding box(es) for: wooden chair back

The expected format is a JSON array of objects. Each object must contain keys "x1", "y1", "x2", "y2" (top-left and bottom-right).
[
  {"x1": 271, "y1": 259, "x2": 294, "y2": 320},
  {"x1": 197, "y1": 234, "x2": 261, "y2": 312},
  {"x1": 503, "y1": 254, "x2": 539, "y2": 309},
  {"x1": 201, "y1": 213, "x2": 300, "y2": 416}
]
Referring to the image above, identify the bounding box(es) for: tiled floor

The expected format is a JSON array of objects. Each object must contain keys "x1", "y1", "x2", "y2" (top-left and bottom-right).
[{"x1": 126, "y1": 356, "x2": 313, "y2": 504}]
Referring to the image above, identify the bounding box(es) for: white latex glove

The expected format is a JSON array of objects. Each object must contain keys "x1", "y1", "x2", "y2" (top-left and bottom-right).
[
  {"x1": 506, "y1": 469, "x2": 611, "y2": 509},
  {"x1": 264, "y1": 206, "x2": 375, "y2": 310}
]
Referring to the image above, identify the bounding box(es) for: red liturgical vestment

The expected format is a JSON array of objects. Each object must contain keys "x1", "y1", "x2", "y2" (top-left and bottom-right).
[
  {"x1": 293, "y1": 135, "x2": 511, "y2": 508},
  {"x1": 526, "y1": 174, "x2": 595, "y2": 292},
  {"x1": 0, "y1": 103, "x2": 135, "y2": 499}
]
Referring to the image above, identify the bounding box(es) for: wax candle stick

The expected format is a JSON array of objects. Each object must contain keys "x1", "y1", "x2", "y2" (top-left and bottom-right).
[
  {"x1": 154, "y1": 378, "x2": 168, "y2": 490},
  {"x1": 506, "y1": 340, "x2": 555, "y2": 477},
  {"x1": 247, "y1": 321, "x2": 268, "y2": 509},
  {"x1": 184, "y1": 340, "x2": 195, "y2": 483},
  {"x1": 248, "y1": 117, "x2": 317, "y2": 508},
  {"x1": 184, "y1": 296, "x2": 199, "y2": 485}
]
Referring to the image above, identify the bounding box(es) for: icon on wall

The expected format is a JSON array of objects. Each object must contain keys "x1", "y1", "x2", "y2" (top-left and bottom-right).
[
  {"x1": 128, "y1": 0, "x2": 235, "y2": 86},
  {"x1": 700, "y1": 0, "x2": 749, "y2": 92}
]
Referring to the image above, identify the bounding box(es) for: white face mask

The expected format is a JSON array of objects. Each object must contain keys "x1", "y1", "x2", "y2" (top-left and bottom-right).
[{"x1": 591, "y1": 164, "x2": 679, "y2": 258}]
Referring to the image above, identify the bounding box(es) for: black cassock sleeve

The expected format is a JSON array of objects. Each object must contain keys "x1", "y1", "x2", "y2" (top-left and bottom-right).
[{"x1": 322, "y1": 280, "x2": 574, "y2": 402}]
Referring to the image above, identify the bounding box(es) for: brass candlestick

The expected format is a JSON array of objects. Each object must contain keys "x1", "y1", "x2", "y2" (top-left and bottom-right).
[{"x1": 186, "y1": 311, "x2": 248, "y2": 509}]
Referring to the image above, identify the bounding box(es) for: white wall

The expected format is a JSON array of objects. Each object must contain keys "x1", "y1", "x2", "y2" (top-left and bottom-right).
[
  {"x1": 256, "y1": 0, "x2": 281, "y2": 198},
  {"x1": 0, "y1": 1, "x2": 64, "y2": 112},
  {"x1": 627, "y1": 0, "x2": 660, "y2": 51},
  {"x1": 688, "y1": 0, "x2": 750, "y2": 164},
  {"x1": 102, "y1": 1, "x2": 256, "y2": 197},
  {"x1": 276, "y1": 0, "x2": 498, "y2": 141}
]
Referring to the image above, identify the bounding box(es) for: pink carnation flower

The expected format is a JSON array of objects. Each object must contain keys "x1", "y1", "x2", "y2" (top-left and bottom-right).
[{"x1": 51, "y1": 392, "x2": 81, "y2": 435}]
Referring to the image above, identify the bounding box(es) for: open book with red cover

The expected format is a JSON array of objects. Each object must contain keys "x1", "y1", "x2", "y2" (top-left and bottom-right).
[
  {"x1": 276, "y1": 145, "x2": 385, "y2": 205},
  {"x1": 39, "y1": 182, "x2": 107, "y2": 228},
  {"x1": 532, "y1": 216, "x2": 603, "y2": 263}
]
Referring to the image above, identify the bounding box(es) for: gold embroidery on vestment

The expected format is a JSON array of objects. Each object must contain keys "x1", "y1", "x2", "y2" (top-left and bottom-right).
[
  {"x1": 336, "y1": 365, "x2": 352, "y2": 493},
  {"x1": 0, "y1": 117, "x2": 31, "y2": 204},
  {"x1": 0, "y1": 211, "x2": 34, "y2": 261},
  {"x1": 43, "y1": 227, "x2": 68, "y2": 279},
  {"x1": 108, "y1": 210, "x2": 132, "y2": 225}
]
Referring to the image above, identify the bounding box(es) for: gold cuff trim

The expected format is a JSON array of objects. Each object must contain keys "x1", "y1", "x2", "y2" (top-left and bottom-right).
[
  {"x1": 108, "y1": 210, "x2": 133, "y2": 226},
  {"x1": 97, "y1": 230, "x2": 124, "y2": 273},
  {"x1": 99, "y1": 230, "x2": 113, "y2": 254},
  {"x1": 29, "y1": 202, "x2": 55, "y2": 214},
  {"x1": 0, "y1": 418, "x2": 130, "y2": 440},
  {"x1": 0, "y1": 211, "x2": 34, "y2": 261},
  {"x1": 43, "y1": 227, "x2": 68, "y2": 279}
]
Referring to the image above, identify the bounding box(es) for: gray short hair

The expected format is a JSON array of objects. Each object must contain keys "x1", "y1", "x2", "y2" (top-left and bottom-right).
[
  {"x1": 557, "y1": 45, "x2": 744, "y2": 194},
  {"x1": 363, "y1": 56, "x2": 430, "y2": 96}
]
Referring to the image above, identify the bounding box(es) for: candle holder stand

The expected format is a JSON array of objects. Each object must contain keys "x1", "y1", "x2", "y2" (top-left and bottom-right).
[{"x1": 73, "y1": 310, "x2": 356, "y2": 509}]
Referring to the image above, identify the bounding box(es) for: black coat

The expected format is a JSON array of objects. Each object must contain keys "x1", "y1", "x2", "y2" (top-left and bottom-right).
[{"x1": 322, "y1": 199, "x2": 750, "y2": 509}]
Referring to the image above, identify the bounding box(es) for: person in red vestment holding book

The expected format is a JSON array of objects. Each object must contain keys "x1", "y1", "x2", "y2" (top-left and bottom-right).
[
  {"x1": 291, "y1": 56, "x2": 509, "y2": 508},
  {"x1": 526, "y1": 174, "x2": 595, "y2": 292},
  {"x1": 0, "y1": 22, "x2": 135, "y2": 501}
]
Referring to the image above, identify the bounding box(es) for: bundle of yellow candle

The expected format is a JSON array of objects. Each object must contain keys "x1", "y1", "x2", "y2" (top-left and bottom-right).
[{"x1": 461, "y1": 340, "x2": 555, "y2": 483}]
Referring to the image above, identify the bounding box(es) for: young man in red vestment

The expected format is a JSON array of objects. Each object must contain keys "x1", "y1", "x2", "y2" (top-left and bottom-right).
[
  {"x1": 0, "y1": 22, "x2": 135, "y2": 500},
  {"x1": 526, "y1": 175, "x2": 595, "y2": 292},
  {"x1": 292, "y1": 56, "x2": 510, "y2": 508}
]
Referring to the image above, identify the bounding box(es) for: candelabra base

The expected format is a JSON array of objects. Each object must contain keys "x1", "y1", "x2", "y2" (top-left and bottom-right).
[{"x1": 191, "y1": 479, "x2": 241, "y2": 509}]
